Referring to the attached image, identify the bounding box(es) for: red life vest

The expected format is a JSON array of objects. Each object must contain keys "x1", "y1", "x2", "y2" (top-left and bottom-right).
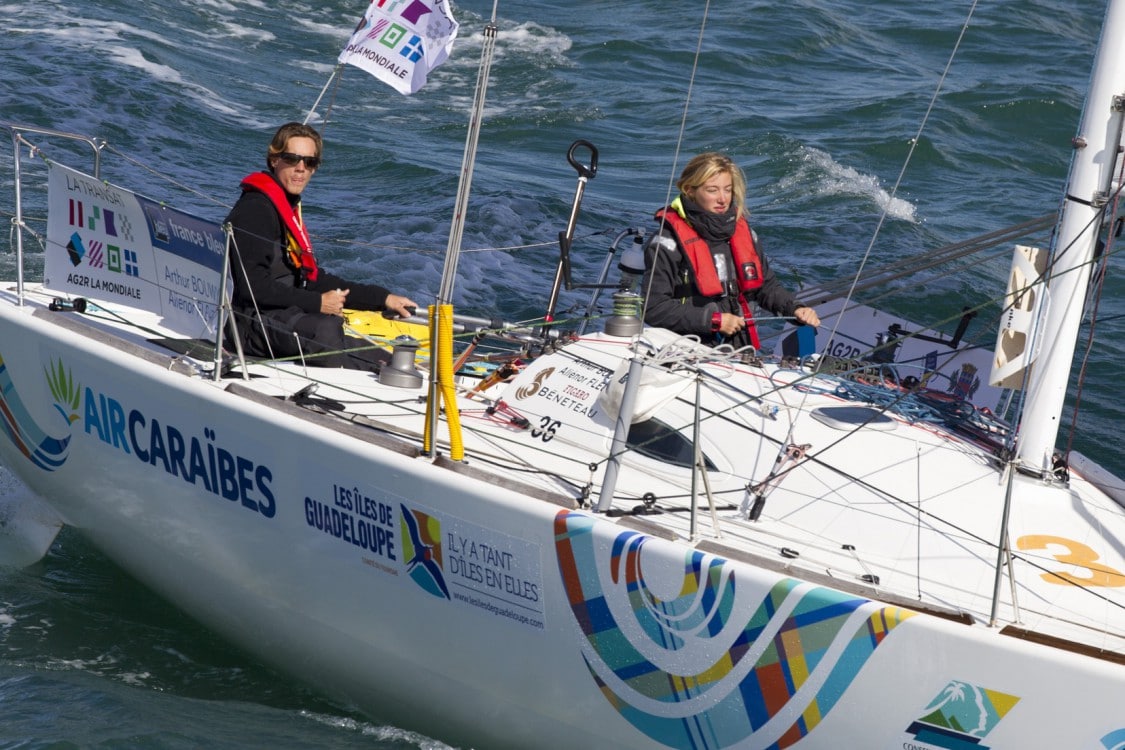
[
  {"x1": 655, "y1": 207, "x2": 765, "y2": 347},
  {"x1": 240, "y1": 172, "x2": 319, "y2": 282}
]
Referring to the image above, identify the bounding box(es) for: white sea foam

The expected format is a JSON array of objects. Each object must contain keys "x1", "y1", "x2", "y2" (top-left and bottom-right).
[
  {"x1": 184, "y1": 0, "x2": 268, "y2": 13},
  {"x1": 170, "y1": 0, "x2": 275, "y2": 42},
  {"x1": 433, "y1": 18, "x2": 572, "y2": 72},
  {"x1": 300, "y1": 710, "x2": 456, "y2": 749},
  {"x1": 299, "y1": 16, "x2": 358, "y2": 41},
  {"x1": 11, "y1": 20, "x2": 244, "y2": 119},
  {"x1": 46, "y1": 654, "x2": 118, "y2": 673},
  {"x1": 118, "y1": 671, "x2": 153, "y2": 686},
  {"x1": 492, "y1": 21, "x2": 573, "y2": 64},
  {"x1": 785, "y1": 146, "x2": 917, "y2": 223},
  {"x1": 111, "y1": 47, "x2": 245, "y2": 118}
]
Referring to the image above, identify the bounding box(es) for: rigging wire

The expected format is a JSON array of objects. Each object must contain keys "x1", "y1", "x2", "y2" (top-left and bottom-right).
[
  {"x1": 752, "y1": 0, "x2": 988, "y2": 479},
  {"x1": 638, "y1": 0, "x2": 712, "y2": 326},
  {"x1": 538, "y1": 342, "x2": 1125, "y2": 616},
  {"x1": 776, "y1": 0, "x2": 983, "y2": 419},
  {"x1": 631, "y1": 0, "x2": 993, "y2": 513},
  {"x1": 797, "y1": 214, "x2": 1057, "y2": 306},
  {"x1": 102, "y1": 143, "x2": 228, "y2": 208},
  {"x1": 825, "y1": 0, "x2": 982, "y2": 330},
  {"x1": 656, "y1": 204, "x2": 1125, "y2": 497},
  {"x1": 1002, "y1": 180, "x2": 1125, "y2": 463}
]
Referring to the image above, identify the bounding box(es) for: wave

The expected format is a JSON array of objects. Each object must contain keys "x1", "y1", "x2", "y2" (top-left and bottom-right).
[
  {"x1": 458, "y1": 19, "x2": 573, "y2": 66},
  {"x1": 10, "y1": 15, "x2": 245, "y2": 120},
  {"x1": 779, "y1": 146, "x2": 917, "y2": 223}
]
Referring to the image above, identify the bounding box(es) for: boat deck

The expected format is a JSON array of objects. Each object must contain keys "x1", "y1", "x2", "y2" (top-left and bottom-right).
[{"x1": 12, "y1": 281, "x2": 1124, "y2": 666}]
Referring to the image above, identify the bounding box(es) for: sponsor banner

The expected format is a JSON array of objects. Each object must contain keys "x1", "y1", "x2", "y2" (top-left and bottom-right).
[
  {"x1": 776, "y1": 298, "x2": 1005, "y2": 413},
  {"x1": 46, "y1": 162, "x2": 229, "y2": 339},
  {"x1": 302, "y1": 481, "x2": 546, "y2": 630}
]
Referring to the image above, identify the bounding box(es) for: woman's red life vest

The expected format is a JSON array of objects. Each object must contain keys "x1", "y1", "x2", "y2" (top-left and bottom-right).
[
  {"x1": 655, "y1": 208, "x2": 764, "y2": 297},
  {"x1": 240, "y1": 172, "x2": 319, "y2": 282},
  {"x1": 655, "y1": 207, "x2": 765, "y2": 347}
]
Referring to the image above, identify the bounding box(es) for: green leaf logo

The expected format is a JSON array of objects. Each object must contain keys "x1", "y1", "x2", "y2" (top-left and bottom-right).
[{"x1": 44, "y1": 359, "x2": 81, "y2": 424}]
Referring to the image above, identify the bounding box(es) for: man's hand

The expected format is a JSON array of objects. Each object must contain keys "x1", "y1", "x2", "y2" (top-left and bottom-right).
[
  {"x1": 794, "y1": 306, "x2": 820, "y2": 327},
  {"x1": 384, "y1": 293, "x2": 419, "y2": 319},
  {"x1": 321, "y1": 288, "x2": 349, "y2": 316}
]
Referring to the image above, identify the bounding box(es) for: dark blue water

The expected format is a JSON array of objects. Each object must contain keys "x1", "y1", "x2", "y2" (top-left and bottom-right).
[{"x1": 0, "y1": 0, "x2": 1119, "y2": 746}]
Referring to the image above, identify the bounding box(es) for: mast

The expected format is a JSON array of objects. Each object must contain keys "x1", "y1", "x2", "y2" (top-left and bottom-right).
[{"x1": 1015, "y1": 0, "x2": 1125, "y2": 473}]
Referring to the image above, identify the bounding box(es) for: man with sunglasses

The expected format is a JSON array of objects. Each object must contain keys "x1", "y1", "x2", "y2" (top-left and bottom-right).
[{"x1": 225, "y1": 122, "x2": 417, "y2": 371}]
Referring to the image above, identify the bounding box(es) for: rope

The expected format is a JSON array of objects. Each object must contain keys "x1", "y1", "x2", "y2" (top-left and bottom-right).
[{"x1": 101, "y1": 144, "x2": 228, "y2": 209}]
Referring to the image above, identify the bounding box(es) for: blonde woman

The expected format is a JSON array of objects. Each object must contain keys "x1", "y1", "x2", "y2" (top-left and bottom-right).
[{"x1": 642, "y1": 152, "x2": 819, "y2": 349}]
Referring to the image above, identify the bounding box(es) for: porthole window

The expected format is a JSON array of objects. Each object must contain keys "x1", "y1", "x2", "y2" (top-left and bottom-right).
[{"x1": 627, "y1": 418, "x2": 716, "y2": 470}]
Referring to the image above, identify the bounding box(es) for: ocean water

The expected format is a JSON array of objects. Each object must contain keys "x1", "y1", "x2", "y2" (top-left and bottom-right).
[{"x1": 0, "y1": 0, "x2": 1120, "y2": 747}]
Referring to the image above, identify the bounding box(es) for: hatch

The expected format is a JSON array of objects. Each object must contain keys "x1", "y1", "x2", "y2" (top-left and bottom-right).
[{"x1": 810, "y1": 406, "x2": 897, "y2": 431}]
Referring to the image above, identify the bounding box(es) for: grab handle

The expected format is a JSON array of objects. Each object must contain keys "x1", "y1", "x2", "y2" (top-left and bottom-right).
[{"x1": 567, "y1": 139, "x2": 598, "y2": 180}]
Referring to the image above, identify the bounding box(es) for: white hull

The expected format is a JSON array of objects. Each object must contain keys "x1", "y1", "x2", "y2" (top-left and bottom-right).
[
  {"x1": 1, "y1": 289, "x2": 1122, "y2": 749},
  {"x1": 4, "y1": 1, "x2": 1125, "y2": 743}
]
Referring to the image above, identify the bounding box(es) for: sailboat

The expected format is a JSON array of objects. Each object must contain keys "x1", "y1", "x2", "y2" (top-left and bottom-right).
[{"x1": 1, "y1": 0, "x2": 1124, "y2": 747}]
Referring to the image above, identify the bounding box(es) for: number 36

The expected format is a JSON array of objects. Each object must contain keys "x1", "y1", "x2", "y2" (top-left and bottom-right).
[{"x1": 530, "y1": 416, "x2": 560, "y2": 442}]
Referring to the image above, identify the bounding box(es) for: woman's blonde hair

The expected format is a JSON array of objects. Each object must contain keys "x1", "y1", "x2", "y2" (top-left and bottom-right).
[{"x1": 676, "y1": 152, "x2": 747, "y2": 218}]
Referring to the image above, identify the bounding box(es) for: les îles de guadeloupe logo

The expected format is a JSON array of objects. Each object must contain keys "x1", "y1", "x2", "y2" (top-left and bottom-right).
[
  {"x1": 906, "y1": 680, "x2": 1019, "y2": 749},
  {"x1": 401, "y1": 504, "x2": 450, "y2": 599},
  {"x1": 0, "y1": 355, "x2": 80, "y2": 472}
]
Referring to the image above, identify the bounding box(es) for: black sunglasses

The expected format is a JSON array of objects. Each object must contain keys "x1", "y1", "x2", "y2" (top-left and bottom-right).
[{"x1": 276, "y1": 152, "x2": 321, "y2": 169}]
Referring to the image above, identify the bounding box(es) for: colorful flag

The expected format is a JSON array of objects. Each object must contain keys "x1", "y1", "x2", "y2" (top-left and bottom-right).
[{"x1": 338, "y1": 0, "x2": 459, "y2": 96}]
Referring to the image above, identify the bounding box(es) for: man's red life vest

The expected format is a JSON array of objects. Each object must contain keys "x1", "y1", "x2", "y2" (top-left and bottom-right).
[
  {"x1": 655, "y1": 207, "x2": 765, "y2": 347},
  {"x1": 240, "y1": 172, "x2": 319, "y2": 282}
]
